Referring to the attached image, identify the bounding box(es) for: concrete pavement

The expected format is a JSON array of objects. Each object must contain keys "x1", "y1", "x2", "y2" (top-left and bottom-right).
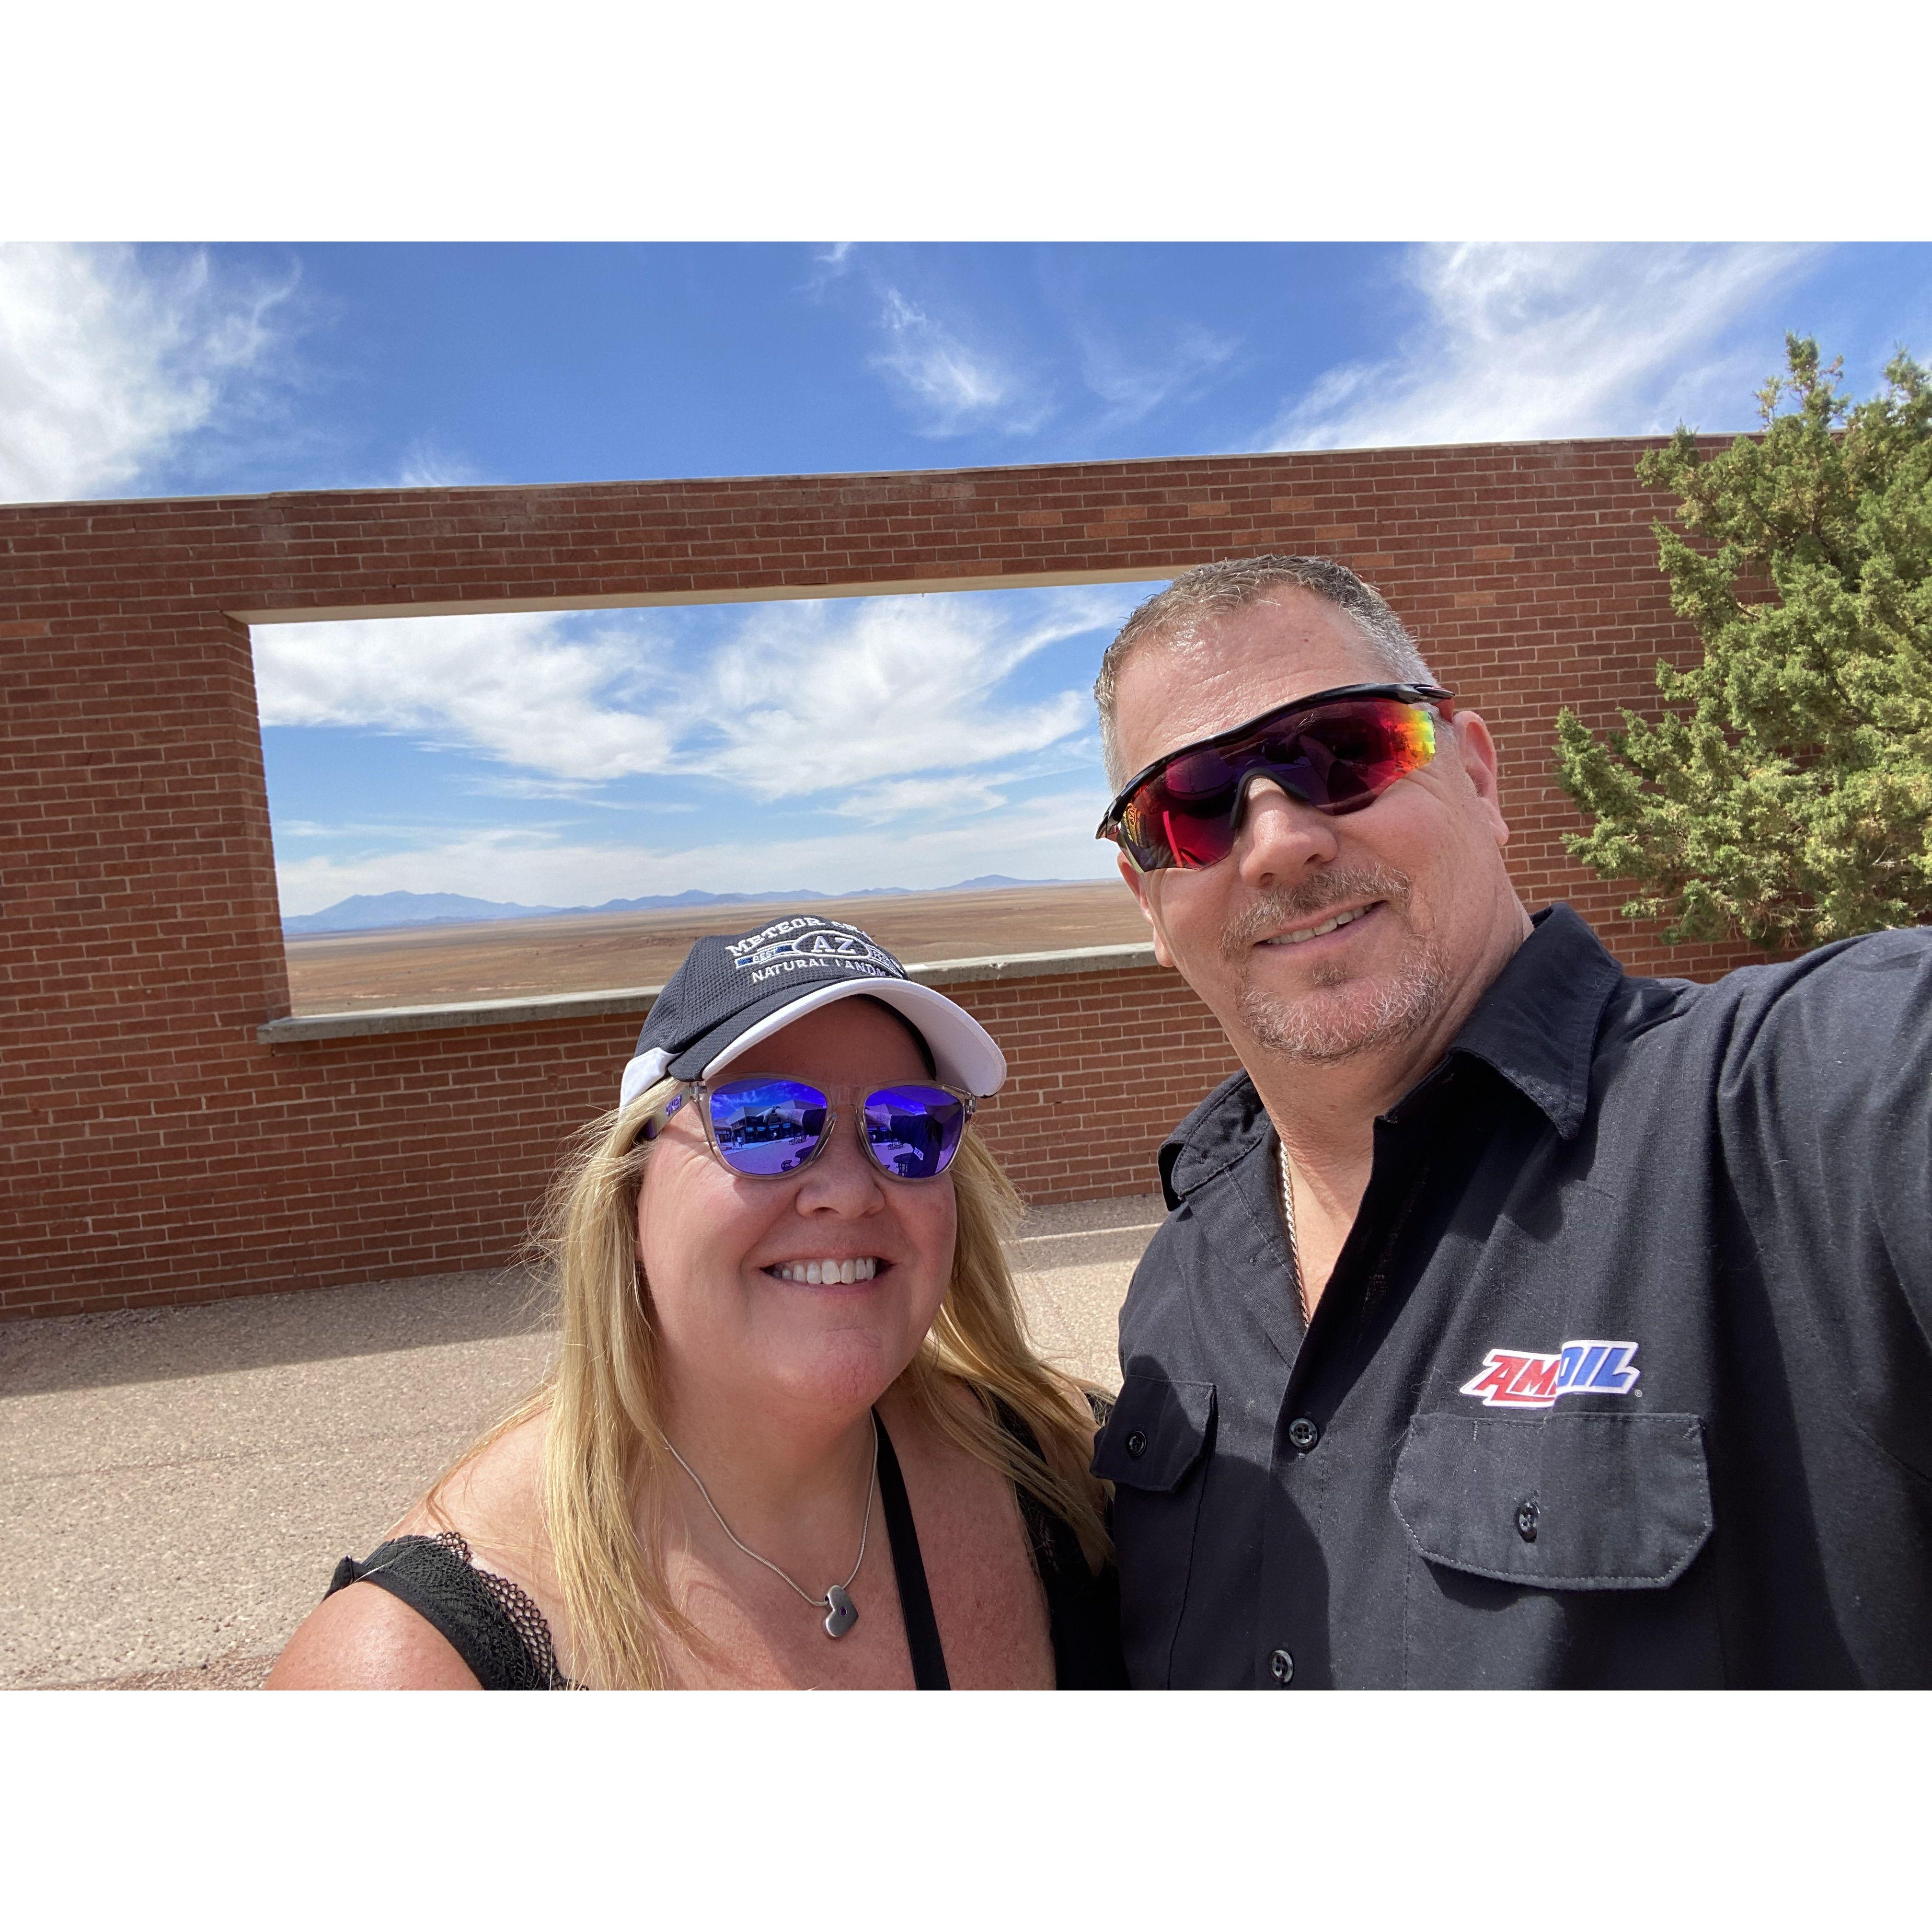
[{"x1": 0, "y1": 1194, "x2": 1160, "y2": 1690}]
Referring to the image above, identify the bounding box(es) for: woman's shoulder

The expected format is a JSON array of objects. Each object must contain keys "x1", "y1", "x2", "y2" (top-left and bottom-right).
[
  {"x1": 265, "y1": 1545, "x2": 490, "y2": 1688},
  {"x1": 266, "y1": 1412, "x2": 564, "y2": 1690},
  {"x1": 409, "y1": 1410, "x2": 555, "y2": 1586}
]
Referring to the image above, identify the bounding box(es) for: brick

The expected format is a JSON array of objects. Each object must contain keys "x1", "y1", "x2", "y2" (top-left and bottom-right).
[{"x1": 1, "y1": 435, "x2": 1767, "y2": 1320}]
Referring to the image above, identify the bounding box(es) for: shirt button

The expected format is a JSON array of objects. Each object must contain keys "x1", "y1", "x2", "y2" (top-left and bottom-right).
[
  {"x1": 1269, "y1": 1647, "x2": 1295, "y2": 1685},
  {"x1": 1286, "y1": 1417, "x2": 1319, "y2": 1452},
  {"x1": 1125, "y1": 1429, "x2": 1148, "y2": 1459},
  {"x1": 1516, "y1": 1501, "x2": 1539, "y2": 1543}
]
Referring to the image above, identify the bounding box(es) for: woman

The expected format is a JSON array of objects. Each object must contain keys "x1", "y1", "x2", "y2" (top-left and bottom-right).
[{"x1": 269, "y1": 915, "x2": 1122, "y2": 1689}]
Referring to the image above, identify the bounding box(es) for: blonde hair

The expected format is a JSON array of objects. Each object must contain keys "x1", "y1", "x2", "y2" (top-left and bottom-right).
[{"x1": 435, "y1": 1078, "x2": 1111, "y2": 1690}]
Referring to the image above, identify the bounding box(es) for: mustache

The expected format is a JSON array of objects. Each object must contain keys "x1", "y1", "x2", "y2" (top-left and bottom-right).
[{"x1": 1219, "y1": 865, "x2": 1414, "y2": 959}]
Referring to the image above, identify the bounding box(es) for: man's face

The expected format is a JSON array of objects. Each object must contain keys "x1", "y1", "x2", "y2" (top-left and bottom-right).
[{"x1": 1108, "y1": 591, "x2": 1518, "y2": 1068}]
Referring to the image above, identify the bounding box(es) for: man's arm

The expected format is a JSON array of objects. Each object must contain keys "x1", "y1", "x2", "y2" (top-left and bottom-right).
[{"x1": 1717, "y1": 929, "x2": 1932, "y2": 1481}]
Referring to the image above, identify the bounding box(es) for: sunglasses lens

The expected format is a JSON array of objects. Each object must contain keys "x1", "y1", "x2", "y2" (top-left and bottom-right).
[
  {"x1": 862, "y1": 1085, "x2": 968, "y2": 1181},
  {"x1": 1285, "y1": 699, "x2": 1437, "y2": 813},
  {"x1": 1116, "y1": 746, "x2": 1240, "y2": 870},
  {"x1": 1117, "y1": 697, "x2": 1437, "y2": 870},
  {"x1": 706, "y1": 1079, "x2": 829, "y2": 1176}
]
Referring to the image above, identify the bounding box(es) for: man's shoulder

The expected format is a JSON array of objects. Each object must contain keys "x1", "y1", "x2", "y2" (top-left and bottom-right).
[
  {"x1": 1123, "y1": 1073, "x2": 1273, "y2": 1358},
  {"x1": 1604, "y1": 925, "x2": 1932, "y2": 1069},
  {"x1": 1156, "y1": 1068, "x2": 1268, "y2": 1209}
]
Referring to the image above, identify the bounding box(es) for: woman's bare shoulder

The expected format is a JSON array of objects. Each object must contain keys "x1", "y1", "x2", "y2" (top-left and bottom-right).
[
  {"x1": 265, "y1": 1411, "x2": 555, "y2": 1691},
  {"x1": 398, "y1": 1409, "x2": 552, "y2": 1575},
  {"x1": 264, "y1": 1578, "x2": 482, "y2": 1689}
]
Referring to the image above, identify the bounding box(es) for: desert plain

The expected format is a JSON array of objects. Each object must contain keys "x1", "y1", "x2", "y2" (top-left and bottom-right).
[{"x1": 284, "y1": 879, "x2": 1151, "y2": 1014}]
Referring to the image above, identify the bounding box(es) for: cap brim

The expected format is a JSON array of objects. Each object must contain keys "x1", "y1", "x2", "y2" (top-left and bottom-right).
[{"x1": 689, "y1": 977, "x2": 1006, "y2": 1095}]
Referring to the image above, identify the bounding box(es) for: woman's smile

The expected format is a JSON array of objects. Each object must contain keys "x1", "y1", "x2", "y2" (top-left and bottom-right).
[{"x1": 765, "y1": 1255, "x2": 885, "y2": 1285}]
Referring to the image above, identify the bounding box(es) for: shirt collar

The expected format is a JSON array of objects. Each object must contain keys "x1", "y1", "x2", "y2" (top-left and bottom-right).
[
  {"x1": 1162, "y1": 903, "x2": 1624, "y2": 1200},
  {"x1": 1435, "y1": 903, "x2": 1624, "y2": 1141}
]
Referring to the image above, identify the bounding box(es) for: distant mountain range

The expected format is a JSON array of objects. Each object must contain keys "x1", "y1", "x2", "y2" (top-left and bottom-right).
[{"x1": 281, "y1": 877, "x2": 1089, "y2": 936}]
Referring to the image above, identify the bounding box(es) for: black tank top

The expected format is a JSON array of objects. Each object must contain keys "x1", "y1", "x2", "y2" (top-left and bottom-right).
[{"x1": 326, "y1": 1404, "x2": 1125, "y2": 1690}]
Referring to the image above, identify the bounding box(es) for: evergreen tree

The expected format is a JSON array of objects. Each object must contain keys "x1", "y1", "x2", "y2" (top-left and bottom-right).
[{"x1": 1555, "y1": 335, "x2": 1932, "y2": 949}]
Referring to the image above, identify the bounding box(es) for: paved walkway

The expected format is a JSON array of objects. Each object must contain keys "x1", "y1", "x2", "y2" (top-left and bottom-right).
[{"x1": 0, "y1": 1195, "x2": 1160, "y2": 1690}]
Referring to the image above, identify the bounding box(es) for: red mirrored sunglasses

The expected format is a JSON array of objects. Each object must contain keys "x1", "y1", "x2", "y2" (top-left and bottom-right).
[{"x1": 1097, "y1": 682, "x2": 1455, "y2": 873}]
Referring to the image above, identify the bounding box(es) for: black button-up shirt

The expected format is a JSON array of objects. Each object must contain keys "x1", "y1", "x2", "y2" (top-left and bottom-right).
[{"x1": 1095, "y1": 905, "x2": 1932, "y2": 1687}]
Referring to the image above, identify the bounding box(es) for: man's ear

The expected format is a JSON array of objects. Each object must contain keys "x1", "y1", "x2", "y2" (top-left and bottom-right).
[
  {"x1": 1449, "y1": 709, "x2": 1510, "y2": 850},
  {"x1": 1117, "y1": 851, "x2": 1177, "y2": 969}
]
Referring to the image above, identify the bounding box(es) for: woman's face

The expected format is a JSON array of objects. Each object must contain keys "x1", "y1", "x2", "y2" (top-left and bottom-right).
[{"x1": 637, "y1": 998, "x2": 959, "y2": 1423}]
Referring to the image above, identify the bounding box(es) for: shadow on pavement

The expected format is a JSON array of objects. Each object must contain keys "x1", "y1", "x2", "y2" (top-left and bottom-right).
[
  {"x1": 1, "y1": 1196, "x2": 1165, "y2": 1403},
  {"x1": 0, "y1": 1268, "x2": 557, "y2": 1400}
]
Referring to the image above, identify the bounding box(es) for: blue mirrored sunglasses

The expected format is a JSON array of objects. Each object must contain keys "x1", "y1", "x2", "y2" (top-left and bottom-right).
[{"x1": 642, "y1": 1077, "x2": 976, "y2": 1182}]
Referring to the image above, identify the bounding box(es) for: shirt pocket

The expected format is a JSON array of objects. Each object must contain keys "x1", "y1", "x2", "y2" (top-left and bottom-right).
[
  {"x1": 1390, "y1": 1411, "x2": 1720, "y2": 1686},
  {"x1": 1092, "y1": 1374, "x2": 1216, "y2": 1686}
]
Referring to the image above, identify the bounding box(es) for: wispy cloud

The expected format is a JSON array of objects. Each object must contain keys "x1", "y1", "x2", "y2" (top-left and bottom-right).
[
  {"x1": 1080, "y1": 322, "x2": 1239, "y2": 427},
  {"x1": 0, "y1": 242, "x2": 299, "y2": 502},
  {"x1": 1262, "y1": 242, "x2": 1822, "y2": 452},
  {"x1": 828, "y1": 774, "x2": 1009, "y2": 822},
  {"x1": 689, "y1": 593, "x2": 1096, "y2": 799},
  {"x1": 396, "y1": 436, "x2": 484, "y2": 489},
  {"x1": 253, "y1": 610, "x2": 678, "y2": 780},
  {"x1": 272, "y1": 790, "x2": 1113, "y2": 917},
  {"x1": 253, "y1": 587, "x2": 1122, "y2": 801},
  {"x1": 796, "y1": 241, "x2": 860, "y2": 299},
  {"x1": 869, "y1": 287, "x2": 1050, "y2": 437}
]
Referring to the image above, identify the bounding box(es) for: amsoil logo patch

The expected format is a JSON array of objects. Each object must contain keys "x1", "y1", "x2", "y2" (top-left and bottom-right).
[{"x1": 1458, "y1": 1340, "x2": 1642, "y2": 1409}]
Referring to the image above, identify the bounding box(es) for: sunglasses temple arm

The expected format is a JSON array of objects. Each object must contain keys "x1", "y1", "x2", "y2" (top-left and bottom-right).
[{"x1": 637, "y1": 1089, "x2": 688, "y2": 1142}]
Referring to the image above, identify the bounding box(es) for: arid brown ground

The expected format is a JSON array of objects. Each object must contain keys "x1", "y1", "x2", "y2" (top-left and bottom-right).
[{"x1": 284, "y1": 880, "x2": 1150, "y2": 1014}]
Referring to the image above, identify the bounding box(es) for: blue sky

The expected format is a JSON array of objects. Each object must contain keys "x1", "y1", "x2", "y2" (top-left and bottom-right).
[{"x1": 4, "y1": 241, "x2": 1929, "y2": 912}]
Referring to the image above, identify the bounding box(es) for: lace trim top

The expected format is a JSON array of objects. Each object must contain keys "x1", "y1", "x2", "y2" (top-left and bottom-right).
[
  {"x1": 325, "y1": 1398, "x2": 1122, "y2": 1690},
  {"x1": 328, "y1": 1530, "x2": 568, "y2": 1690}
]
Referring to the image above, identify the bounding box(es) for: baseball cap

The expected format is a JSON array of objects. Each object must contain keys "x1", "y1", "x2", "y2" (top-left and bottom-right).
[{"x1": 618, "y1": 915, "x2": 1006, "y2": 1110}]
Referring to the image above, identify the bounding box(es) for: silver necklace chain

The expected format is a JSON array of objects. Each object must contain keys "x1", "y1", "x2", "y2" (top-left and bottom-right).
[
  {"x1": 1278, "y1": 1140, "x2": 1311, "y2": 1324},
  {"x1": 661, "y1": 1414, "x2": 878, "y2": 1618}
]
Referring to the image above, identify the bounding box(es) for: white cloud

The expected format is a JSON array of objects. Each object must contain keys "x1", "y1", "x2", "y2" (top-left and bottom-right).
[
  {"x1": 797, "y1": 242, "x2": 861, "y2": 299},
  {"x1": 0, "y1": 242, "x2": 295, "y2": 502},
  {"x1": 1081, "y1": 322, "x2": 1239, "y2": 426},
  {"x1": 254, "y1": 610, "x2": 678, "y2": 780},
  {"x1": 253, "y1": 588, "x2": 1118, "y2": 799},
  {"x1": 1263, "y1": 242, "x2": 1822, "y2": 451},
  {"x1": 829, "y1": 774, "x2": 1008, "y2": 822},
  {"x1": 396, "y1": 436, "x2": 484, "y2": 489},
  {"x1": 272, "y1": 790, "x2": 1115, "y2": 917},
  {"x1": 870, "y1": 287, "x2": 1050, "y2": 436},
  {"x1": 689, "y1": 593, "x2": 1097, "y2": 799}
]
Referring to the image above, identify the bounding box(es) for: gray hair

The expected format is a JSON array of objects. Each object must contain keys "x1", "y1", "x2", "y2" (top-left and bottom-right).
[{"x1": 1094, "y1": 555, "x2": 1434, "y2": 789}]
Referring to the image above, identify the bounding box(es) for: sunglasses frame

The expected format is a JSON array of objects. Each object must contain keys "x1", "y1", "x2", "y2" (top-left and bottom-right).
[
  {"x1": 1096, "y1": 681, "x2": 1456, "y2": 873},
  {"x1": 645, "y1": 1076, "x2": 978, "y2": 1183}
]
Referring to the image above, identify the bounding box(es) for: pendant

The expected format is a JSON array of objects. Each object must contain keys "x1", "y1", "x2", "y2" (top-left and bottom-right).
[{"x1": 823, "y1": 1583, "x2": 858, "y2": 1639}]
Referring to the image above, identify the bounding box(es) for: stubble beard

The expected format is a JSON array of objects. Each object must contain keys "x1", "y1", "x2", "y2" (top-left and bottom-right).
[{"x1": 1224, "y1": 864, "x2": 1453, "y2": 1064}]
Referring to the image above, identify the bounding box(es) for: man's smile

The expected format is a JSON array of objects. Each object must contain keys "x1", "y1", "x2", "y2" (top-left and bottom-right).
[{"x1": 1254, "y1": 898, "x2": 1386, "y2": 950}]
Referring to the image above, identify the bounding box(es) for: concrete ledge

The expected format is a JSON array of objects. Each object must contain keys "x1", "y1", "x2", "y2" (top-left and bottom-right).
[{"x1": 256, "y1": 942, "x2": 1162, "y2": 1044}]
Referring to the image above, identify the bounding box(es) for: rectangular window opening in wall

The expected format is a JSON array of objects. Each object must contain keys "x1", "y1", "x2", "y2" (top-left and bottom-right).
[{"x1": 250, "y1": 580, "x2": 1170, "y2": 1019}]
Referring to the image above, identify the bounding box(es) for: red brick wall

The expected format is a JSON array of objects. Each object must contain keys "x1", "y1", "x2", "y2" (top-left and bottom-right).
[
  {"x1": 2, "y1": 970, "x2": 1240, "y2": 1320},
  {"x1": 1, "y1": 443, "x2": 1766, "y2": 1320}
]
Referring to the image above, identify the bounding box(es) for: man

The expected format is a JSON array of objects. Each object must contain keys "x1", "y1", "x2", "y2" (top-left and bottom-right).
[{"x1": 1090, "y1": 553, "x2": 1932, "y2": 1688}]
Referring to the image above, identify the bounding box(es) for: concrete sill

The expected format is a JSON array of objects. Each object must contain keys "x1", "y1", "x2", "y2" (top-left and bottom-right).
[{"x1": 257, "y1": 942, "x2": 1163, "y2": 1044}]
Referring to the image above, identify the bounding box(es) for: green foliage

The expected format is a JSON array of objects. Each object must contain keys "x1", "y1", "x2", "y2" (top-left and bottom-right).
[{"x1": 1554, "y1": 335, "x2": 1932, "y2": 949}]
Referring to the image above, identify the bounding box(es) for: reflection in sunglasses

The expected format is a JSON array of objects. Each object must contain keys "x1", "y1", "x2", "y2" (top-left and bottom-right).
[
  {"x1": 1101, "y1": 686, "x2": 1450, "y2": 874},
  {"x1": 696, "y1": 1079, "x2": 972, "y2": 1182}
]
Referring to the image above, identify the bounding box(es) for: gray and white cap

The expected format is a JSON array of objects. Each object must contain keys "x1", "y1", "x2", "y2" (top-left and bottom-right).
[{"x1": 618, "y1": 915, "x2": 1006, "y2": 1110}]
